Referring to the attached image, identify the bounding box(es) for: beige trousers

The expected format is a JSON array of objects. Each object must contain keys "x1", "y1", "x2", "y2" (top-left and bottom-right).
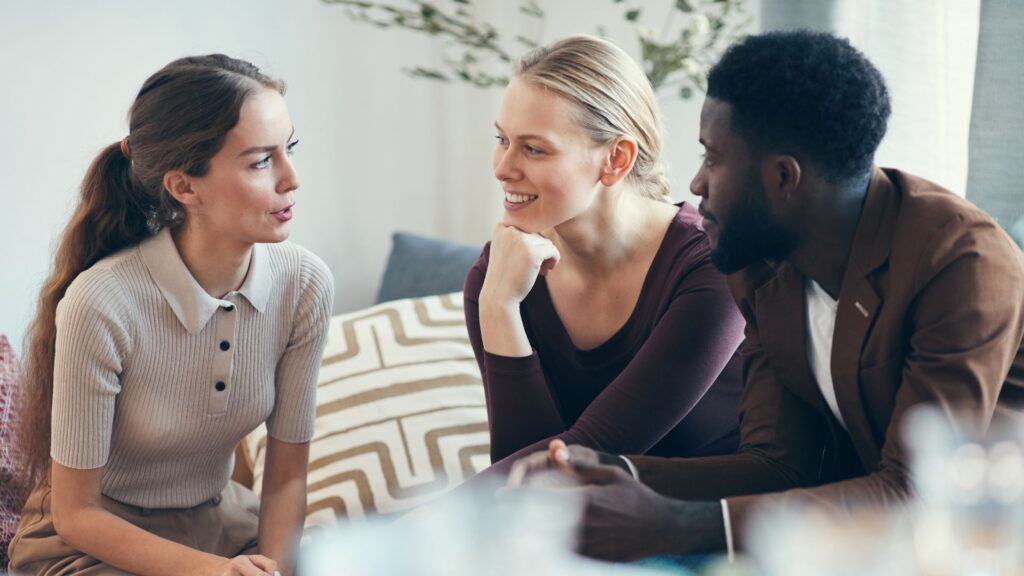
[{"x1": 7, "y1": 481, "x2": 259, "y2": 575}]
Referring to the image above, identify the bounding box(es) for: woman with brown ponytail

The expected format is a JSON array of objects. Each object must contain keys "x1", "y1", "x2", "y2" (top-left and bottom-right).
[{"x1": 9, "y1": 55, "x2": 333, "y2": 576}]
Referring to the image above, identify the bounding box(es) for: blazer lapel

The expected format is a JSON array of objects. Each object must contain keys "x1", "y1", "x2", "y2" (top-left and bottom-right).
[
  {"x1": 831, "y1": 167, "x2": 900, "y2": 467},
  {"x1": 754, "y1": 262, "x2": 829, "y2": 414}
]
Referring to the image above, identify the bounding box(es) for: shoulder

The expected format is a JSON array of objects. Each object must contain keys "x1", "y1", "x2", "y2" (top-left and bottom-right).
[
  {"x1": 57, "y1": 247, "x2": 142, "y2": 340},
  {"x1": 660, "y1": 202, "x2": 714, "y2": 269},
  {"x1": 887, "y1": 169, "x2": 1023, "y2": 281},
  {"x1": 890, "y1": 170, "x2": 994, "y2": 235},
  {"x1": 264, "y1": 241, "x2": 333, "y2": 293},
  {"x1": 655, "y1": 203, "x2": 728, "y2": 294},
  {"x1": 60, "y1": 247, "x2": 141, "y2": 314}
]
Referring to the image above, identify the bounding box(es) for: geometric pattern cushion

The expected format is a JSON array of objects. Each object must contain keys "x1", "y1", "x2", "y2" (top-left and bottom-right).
[
  {"x1": 243, "y1": 292, "x2": 489, "y2": 532},
  {"x1": 1, "y1": 334, "x2": 27, "y2": 568}
]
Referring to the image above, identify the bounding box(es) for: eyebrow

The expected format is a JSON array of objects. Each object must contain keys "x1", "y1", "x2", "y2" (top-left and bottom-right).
[
  {"x1": 699, "y1": 137, "x2": 720, "y2": 154},
  {"x1": 237, "y1": 128, "x2": 297, "y2": 157},
  {"x1": 494, "y1": 122, "x2": 553, "y2": 144}
]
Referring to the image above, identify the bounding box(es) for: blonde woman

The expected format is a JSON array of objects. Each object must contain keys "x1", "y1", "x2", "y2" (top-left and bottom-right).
[
  {"x1": 465, "y1": 35, "x2": 745, "y2": 474},
  {"x1": 11, "y1": 55, "x2": 332, "y2": 575}
]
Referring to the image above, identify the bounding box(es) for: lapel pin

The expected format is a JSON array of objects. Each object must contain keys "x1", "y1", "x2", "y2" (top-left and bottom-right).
[{"x1": 854, "y1": 301, "x2": 869, "y2": 318}]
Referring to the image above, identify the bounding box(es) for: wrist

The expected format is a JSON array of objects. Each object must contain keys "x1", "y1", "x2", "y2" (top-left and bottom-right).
[
  {"x1": 195, "y1": 552, "x2": 229, "y2": 576},
  {"x1": 596, "y1": 452, "x2": 636, "y2": 478},
  {"x1": 661, "y1": 499, "x2": 727, "y2": 555},
  {"x1": 479, "y1": 297, "x2": 523, "y2": 328},
  {"x1": 478, "y1": 285, "x2": 532, "y2": 358},
  {"x1": 479, "y1": 283, "x2": 522, "y2": 312}
]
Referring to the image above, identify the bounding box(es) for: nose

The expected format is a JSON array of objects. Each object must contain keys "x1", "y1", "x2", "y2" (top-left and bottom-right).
[
  {"x1": 689, "y1": 163, "x2": 708, "y2": 199},
  {"x1": 277, "y1": 153, "x2": 300, "y2": 194},
  {"x1": 493, "y1": 145, "x2": 520, "y2": 183}
]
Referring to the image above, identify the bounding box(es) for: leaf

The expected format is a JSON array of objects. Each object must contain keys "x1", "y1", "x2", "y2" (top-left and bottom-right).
[
  {"x1": 519, "y1": 0, "x2": 544, "y2": 18},
  {"x1": 625, "y1": 8, "x2": 641, "y2": 21},
  {"x1": 515, "y1": 35, "x2": 539, "y2": 48},
  {"x1": 406, "y1": 66, "x2": 450, "y2": 81},
  {"x1": 675, "y1": 0, "x2": 693, "y2": 12}
]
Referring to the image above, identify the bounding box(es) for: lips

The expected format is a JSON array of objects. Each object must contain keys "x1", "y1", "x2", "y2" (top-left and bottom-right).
[
  {"x1": 504, "y1": 191, "x2": 538, "y2": 204},
  {"x1": 271, "y1": 204, "x2": 294, "y2": 222},
  {"x1": 503, "y1": 190, "x2": 538, "y2": 213}
]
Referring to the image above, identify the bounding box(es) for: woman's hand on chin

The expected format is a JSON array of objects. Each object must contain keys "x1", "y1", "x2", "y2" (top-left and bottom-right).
[{"x1": 480, "y1": 223, "x2": 560, "y2": 308}]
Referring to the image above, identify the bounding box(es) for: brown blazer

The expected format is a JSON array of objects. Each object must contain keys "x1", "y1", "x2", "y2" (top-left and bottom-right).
[{"x1": 630, "y1": 167, "x2": 1024, "y2": 546}]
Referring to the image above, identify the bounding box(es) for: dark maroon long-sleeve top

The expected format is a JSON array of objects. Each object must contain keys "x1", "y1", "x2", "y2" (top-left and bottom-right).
[{"x1": 463, "y1": 203, "x2": 746, "y2": 476}]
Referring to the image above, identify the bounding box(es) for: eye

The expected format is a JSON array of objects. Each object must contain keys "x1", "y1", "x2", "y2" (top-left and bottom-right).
[
  {"x1": 252, "y1": 155, "x2": 272, "y2": 170},
  {"x1": 700, "y1": 153, "x2": 714, "y2": 168},
  {"x1": 524, "y1": 144, "x2": 544, "y2": 155},
  {"x1": 495, "y1": 135, "x2": 509, "y2": 147},
  {"x1": 286, "y1": 140, "x2": 299, "y2": 156}
]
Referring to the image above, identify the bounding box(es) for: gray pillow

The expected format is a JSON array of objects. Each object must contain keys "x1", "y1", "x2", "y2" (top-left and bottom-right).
[
  {"x1": 1011, "y1": 214, "x2": 1024, "y2": 248},
  {"x1": 376, "y1": 232, "x2": 482, "y2": 303}
]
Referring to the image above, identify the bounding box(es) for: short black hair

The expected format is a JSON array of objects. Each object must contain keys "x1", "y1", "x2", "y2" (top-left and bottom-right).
[{"x1": 707, "y1": 30, "x2": 890, "y2": 184}]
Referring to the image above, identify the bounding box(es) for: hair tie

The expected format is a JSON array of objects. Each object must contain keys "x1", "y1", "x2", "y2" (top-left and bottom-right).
[{"x1": 120, "y1": 136, "x2": 132, "y2": 159}]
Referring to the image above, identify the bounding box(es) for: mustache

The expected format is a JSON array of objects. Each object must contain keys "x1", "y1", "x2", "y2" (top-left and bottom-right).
[{"x1": 698, "y1": 203, "x2": 716, "y2": 222}]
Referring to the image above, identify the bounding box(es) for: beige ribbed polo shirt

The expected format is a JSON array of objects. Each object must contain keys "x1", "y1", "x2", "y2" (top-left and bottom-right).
[{"x1": 51, "y1": 228, "x2": 333, "y2": 508}]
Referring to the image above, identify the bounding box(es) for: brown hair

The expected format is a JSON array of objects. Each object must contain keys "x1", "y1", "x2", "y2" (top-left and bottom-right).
[
  {"x1": 17, "y1": 54, "x2": 284, "y2": 484},
  {"x1": 516, "y1": 35, "x2": 670, "y2": 201}
]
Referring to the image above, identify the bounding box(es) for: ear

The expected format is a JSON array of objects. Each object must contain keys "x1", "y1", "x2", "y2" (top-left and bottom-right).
[
  {"x1": 762, "y1": 154, "x2": 802, "y2": 209},
  {"x1": 163, "y1": 170, "x2": 200, "y2": 207},
  {"x1": 599, "y1": 137, "x2": 639, "y2": 187}
]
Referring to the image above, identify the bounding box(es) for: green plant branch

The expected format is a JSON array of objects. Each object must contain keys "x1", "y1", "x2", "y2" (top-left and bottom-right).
[{"x1": 324, "y1": 0, "x2": 749, "y2": 99}]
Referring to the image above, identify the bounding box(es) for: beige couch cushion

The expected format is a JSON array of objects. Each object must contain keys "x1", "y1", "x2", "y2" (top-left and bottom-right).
[{"x1": 242, "y1": 292, "x2": 489, "y2": 530}]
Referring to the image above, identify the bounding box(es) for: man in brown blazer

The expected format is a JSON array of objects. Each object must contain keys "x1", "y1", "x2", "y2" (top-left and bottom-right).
[{"x1": 509, "y1": 30, "x2": 1024, "y2": 561}]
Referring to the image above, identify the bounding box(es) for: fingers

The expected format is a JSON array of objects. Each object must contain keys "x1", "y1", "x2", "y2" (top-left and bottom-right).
[
  {"x1": 508, "y1": 440, "x2": 625, "y2": 490},
  {"x1": 507, "y1": 450, "x2": 553, "y2": 488},
  {"x1": 242, "y1": 555, "x2": 279, "y2": 576},
  {"x1": 549, "y1": 439, "x2": 570, "y2": 464},
  {"x1": 572, "y1": 460, "x2": 632, "y2": 486},
  {"x1": 548, "y1": 439, "x2": 575, "y2": 474}
]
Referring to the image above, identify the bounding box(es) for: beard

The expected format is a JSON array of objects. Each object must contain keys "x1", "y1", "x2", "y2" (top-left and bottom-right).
[{"x1": 709, "y1": 173, "x2": 799, "y2": 274}]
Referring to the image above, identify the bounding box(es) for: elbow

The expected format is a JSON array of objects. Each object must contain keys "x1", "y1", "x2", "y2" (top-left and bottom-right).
[
  {"x1": 50, "y1": 502, "x2": 76, "y2": 542},
  {"x1": 50, "y1": 501, "x2": 94, "y2": 548}
]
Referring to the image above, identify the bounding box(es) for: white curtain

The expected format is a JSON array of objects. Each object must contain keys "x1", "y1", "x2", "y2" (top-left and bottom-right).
[
  {"x1": 967, "y1": 0, "x2": 1024, "y2": 245},
  {"x1": 760, "y1": 0, "x2": 980, "y2": 196}
]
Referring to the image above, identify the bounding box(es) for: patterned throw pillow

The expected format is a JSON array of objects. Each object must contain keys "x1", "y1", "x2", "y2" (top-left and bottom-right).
[
  {"x1": 243, "y1": 292, "x2": 489, "y2": 530},
  {"x1": 1, "y1": 335, "x2": 27, "y2": 568}
]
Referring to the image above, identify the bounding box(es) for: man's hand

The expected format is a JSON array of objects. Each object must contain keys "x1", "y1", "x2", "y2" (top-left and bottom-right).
[
  {"x1": 507, "y1": 440, "x2": 601, "y2": 487},
  {"x1": 508, "y1": 440, "x2": 726, "y2": 561}
]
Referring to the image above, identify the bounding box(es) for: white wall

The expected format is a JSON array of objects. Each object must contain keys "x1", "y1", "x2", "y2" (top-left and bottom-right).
[
  {"x1": 1, "y1": 0, "x2": 751, "y2": 354},
  {"x1": 761, "y1": 0, "x2": 980, "y2": 195}
]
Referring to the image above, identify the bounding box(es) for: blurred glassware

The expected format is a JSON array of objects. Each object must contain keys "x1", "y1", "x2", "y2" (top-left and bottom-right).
[
  {"x1": 301, "y1": 473, "x2": 675, "y2": 575},
  {"x1": 905, "y1": 405, "x2": 1024, "y2": 576},
  {"x1": 746, "y1": 502, "x2": 914, "y2": 576}
]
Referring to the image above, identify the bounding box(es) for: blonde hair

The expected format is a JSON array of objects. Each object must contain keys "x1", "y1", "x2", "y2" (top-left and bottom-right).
[{"x1": 515, "y1": 34, "x2": 670, "y2": 201}]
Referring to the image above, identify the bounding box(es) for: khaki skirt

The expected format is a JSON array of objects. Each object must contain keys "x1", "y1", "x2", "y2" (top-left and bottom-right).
[{"x1": 7, "y1": 480, "x2": 260, "y2": 575}]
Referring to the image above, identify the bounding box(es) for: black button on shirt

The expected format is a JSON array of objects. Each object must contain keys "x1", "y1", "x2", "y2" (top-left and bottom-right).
[
  {"x1": 220, "y1": 341, "x2": 231, "y2": 351},
  {"x1": 215, "y1": 381, "x2": 226, "y2": 392}
]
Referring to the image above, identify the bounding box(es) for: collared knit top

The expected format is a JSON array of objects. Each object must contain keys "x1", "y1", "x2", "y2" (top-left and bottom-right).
[{"x1": 50, "y1": 228, "x2": 333, "y2": 508}]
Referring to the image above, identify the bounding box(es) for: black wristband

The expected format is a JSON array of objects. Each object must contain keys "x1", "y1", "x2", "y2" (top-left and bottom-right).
[{"x1": 597, "y1": 451, "x2": 632, "y2": 474}]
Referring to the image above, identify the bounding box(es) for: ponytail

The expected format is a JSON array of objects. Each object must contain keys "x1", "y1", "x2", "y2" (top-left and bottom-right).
[
  {"x1": 16, "y1": 53, "x2": 283, "y2": 487},
  {"x1": 18, "y1": 141, "x2": 153, "y2": 484}
]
